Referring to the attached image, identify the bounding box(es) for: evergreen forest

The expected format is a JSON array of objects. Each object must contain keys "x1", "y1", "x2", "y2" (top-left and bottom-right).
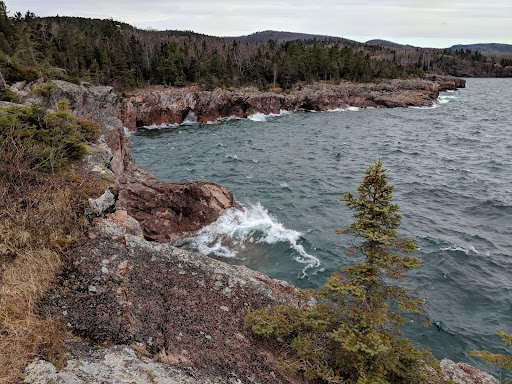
[{"x1": 1, "y1": 2, "x2": 509, "y2": 92}]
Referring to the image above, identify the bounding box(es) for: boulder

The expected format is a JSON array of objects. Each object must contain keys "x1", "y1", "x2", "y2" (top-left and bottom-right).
[
  {"x1": 24, "y1": 339, "x2": 226, "y2": 384},
  {"x1": 87, "y1": 188, "x2": 116, "y2": 217}
]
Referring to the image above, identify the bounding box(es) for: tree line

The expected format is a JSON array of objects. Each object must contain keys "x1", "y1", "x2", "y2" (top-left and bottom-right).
[{"x1": 0, "y1": 3, "x2": 421, "y2": 90}]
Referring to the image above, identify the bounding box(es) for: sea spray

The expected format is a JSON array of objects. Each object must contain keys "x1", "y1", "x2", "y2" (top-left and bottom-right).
[
  {"x1": 182, "y1": 202, "x2": 320, "y2": 275},
  {"x1": 247, "y1": 110, "x2": 290, "y2": 122}
]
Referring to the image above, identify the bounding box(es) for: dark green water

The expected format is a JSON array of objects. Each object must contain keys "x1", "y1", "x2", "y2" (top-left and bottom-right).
[{"x1": 131, "y1": 78, "x2": 512, "y2": 377}]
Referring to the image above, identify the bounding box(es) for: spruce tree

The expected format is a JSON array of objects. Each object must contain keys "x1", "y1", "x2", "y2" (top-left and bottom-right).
[{"x1": 246, "y1": 160, "x2": 436, "y2": 383}]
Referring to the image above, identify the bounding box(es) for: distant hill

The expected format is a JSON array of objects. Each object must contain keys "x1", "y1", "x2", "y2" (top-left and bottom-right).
[
  {"x1": 365, "y1": 39, "x2": 415, "y2": 50},
  {"x1": 226, "y1": 30, "x2": 361, "y2": 46},
  {"x1": 449, "y1": 43, "x2": 512, "y2": 53}
]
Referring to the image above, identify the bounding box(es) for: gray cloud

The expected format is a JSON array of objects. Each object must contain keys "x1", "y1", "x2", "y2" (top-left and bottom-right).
[{"x1": 7, "y1": 0, "x2": 512, "y2": 47}]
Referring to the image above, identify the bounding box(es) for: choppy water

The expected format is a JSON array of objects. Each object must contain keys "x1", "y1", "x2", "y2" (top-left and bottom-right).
[{"x1": 131, "y1": 78, "x2": 512, "y2": 377}]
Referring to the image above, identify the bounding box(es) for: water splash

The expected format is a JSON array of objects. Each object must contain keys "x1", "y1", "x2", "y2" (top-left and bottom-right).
[
  {"x1": 247, "y1": 110, "x2": 290, "y2": 121},
  {"x1": 183, "y1": 202, "x2": 320, "y2": 275}
]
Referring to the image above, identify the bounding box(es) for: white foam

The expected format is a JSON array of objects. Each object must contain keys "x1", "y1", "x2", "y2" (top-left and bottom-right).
[
  {"x1": 247, "y1": 109, "x2": 289, "y2": 122},
  {"x1": 327, "y1": 106, "x2": 361, "y2": 112},
  {"x1": 143, "y1": 122, "x2": 179, "y2": 130},
  {"x1": 185, "y1": 203, "x2": 320, "y2": 275},
  {"x1": 123, "y1": 127, "x2": 132, "y2": 136},
  {"x1": 440, "y1": 244, "x2": 481, "y2": 255},
  {"x1": 437, "y1": 95, "x2": 457, "y2": 104},
  {"x1": 182, "y1": 111, "x2": 198, "y2": 125},
  {"x1": 410, "y1": 104, "x2": 437, "y2": 110},
  {"x1": 217, "y1": 115, "x2": 242, "y2": 123}
]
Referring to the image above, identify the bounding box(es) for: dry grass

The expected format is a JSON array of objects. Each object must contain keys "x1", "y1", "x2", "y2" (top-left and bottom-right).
[{"x1": 0, "y1": 136, "x2": 96, "y2": 383}]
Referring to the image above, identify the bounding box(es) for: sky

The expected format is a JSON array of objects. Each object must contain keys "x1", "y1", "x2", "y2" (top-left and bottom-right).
[{"x1": 7, "y1": 0, "x2": 512, "y2": 48}]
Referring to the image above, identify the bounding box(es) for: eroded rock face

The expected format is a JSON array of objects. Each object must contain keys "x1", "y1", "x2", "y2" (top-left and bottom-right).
[
  {"x1": 39, "y1": 80, "x2": 238, "y2": 234},
  {"x1": 119, "y1": 77, "x2": 465, "y2": 129},
  {"x1": 440, "y1": 359, "x2": 501, "y2": 384},
  {"x1": 41, "y1": 214, "x2": 304, "y2": 383},
  {"x1": 117, "y1": 165, "x2": 240, "y2": 242},
  {"x1": 47, "y1": 80, "x2": 121, "y2": 131}
]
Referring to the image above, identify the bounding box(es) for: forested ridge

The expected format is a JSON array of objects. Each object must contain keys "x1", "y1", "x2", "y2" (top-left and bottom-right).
[
  {"x1": 0, "y1": 2, "x2": 510, "y2": 92},
  {"x1": 0, "y1": 2, "x2": 418, "y2": 91}
]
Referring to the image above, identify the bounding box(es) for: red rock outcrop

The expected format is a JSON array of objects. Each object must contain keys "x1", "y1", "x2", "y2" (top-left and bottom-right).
[
  {"x1": 37, "y1": 80, "x2": 239, "y2": 239},
  {"x1": 119, "y1": 76, "x2": 465, "y2": 130},
  {"x1": 117, "y1": 164, "x2": 240, "y2": 242}
]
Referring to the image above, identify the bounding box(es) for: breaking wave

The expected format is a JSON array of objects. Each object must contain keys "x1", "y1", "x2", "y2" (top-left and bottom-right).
[
  {"x1": 183, "y1": 202, "x2": 320, "y2": 275},
  {"x1": 247, "y1": 110, "x2": 290, "y2": 121},
  {"x1": 327, "y1": 106, "x2": 360, "y2": 112}
]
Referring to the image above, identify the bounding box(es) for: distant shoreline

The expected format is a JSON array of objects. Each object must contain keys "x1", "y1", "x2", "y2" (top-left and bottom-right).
[{"x1": 119, "y1": 76, "x2": 466, "y2": 131}]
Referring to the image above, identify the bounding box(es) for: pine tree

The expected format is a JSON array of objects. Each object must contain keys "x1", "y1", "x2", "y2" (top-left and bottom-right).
[{"x1": 246, "y1": 160, "x2": 436, "y2": 384}]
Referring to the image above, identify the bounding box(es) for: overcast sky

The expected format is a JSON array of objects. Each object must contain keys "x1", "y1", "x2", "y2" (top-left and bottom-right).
[{"x1": 7, "y1": 0, "x2": 512, "y2": 48}]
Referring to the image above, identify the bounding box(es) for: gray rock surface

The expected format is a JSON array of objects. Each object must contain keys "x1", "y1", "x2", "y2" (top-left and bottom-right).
[
  {"x1": 440, "y1": 359, "x2": 501, "y2": 384},
  {"x1": 87, "y1": 188, "x2": 116, "y2": 217},
  {"x1": 24, "y1": 339, "x2": 225, "y2": 384},
  {"x1": 40, "y1": 212, "x2": 304, "y2": 383}
]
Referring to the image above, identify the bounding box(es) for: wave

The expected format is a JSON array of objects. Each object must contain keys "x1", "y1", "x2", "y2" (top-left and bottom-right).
[
  {"x1": 225, "y1": 154, "x2": 241, "y2": 161},
  {"x1": 409, "y1": 93, "x2": 458, "y2": 109},
  {"x1": 182, "y1": 111, "x2": 198, "y2": 125},
  {"x1": 140, "y1": 122, "x2": 180, "y2": 130},
  {"x1": 409, "y1": 104, "x2": 437, "y2": 109},
  {"x1": 438, "y1": 95, "x2": 457, "y2": 104},
  {"x1": 327, "y1": 106, "x2": 360, "y2": 112},
  {"x1": 440, "y1": 244, "x2": 488, "y2": 256},
  {"x1": 208, "y1": 115, "x2": 242, "y2": 124},
  {"x1": 183, "y1": 202, "x2": 320, "y2": 275},
  {"x1": 247, "y1": 110, "x2": 290, "y2": 122}
]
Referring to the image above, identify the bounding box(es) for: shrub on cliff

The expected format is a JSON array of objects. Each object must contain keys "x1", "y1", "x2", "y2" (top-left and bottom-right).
[
  {"x1": 27, "y1": 81, "x2": 56, "y2": 97},
  {"x1": 246, "y1": 160, "x2": 436, "y2": 383},
  {"x1": 75, "y1": 115, "x2": 102, "y2": 143},
  {"x1": 0, "y1": 99, "x2": 102, "y2": 382},
  {"x1": 0, "y1": 99, "x2": 90, "y2": 173}
]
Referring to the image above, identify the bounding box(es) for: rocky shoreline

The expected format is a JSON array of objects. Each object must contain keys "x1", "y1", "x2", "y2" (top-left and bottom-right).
[
  {"x1": 120, "y1": 76, "x2": 466, "y2": 130},
  {"x1": 6, "y1": 77, "x2": 500, "y2": 384}
]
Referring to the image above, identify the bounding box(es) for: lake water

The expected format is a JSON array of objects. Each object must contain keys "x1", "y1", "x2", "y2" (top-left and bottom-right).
[{"x1": 131, "y1": 78, "x2": 512, "y2": 377}]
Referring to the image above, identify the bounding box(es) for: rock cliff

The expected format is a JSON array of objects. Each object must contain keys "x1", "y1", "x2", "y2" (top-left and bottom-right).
[
  {"x1": 28, "y1": 80, "x2": 240, "y2": 241},
  {"x1": 118, "y1": 165, "x2": 240, "y2": 242},
  {"x1": 119, "y1": 76, "x2": 465, "y2": 129},
  {"x1": 8, "y1": 78, "x2": 498, "y2": 384}
]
